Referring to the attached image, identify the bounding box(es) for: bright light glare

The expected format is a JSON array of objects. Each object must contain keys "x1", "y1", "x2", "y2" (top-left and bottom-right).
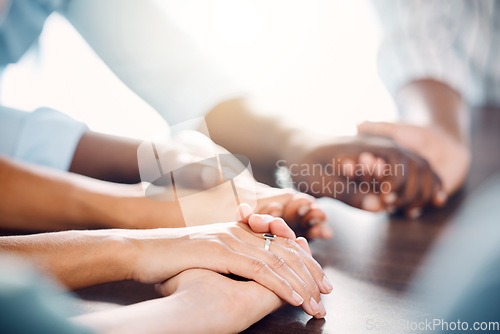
[{"x1": 0, "y1": 0, "x2": 396, "y2": 140}]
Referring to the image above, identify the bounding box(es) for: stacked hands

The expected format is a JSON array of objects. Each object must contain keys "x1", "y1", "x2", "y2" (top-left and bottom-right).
[
  {"x1": 147, "y1": 204, "x2": 332, "y2": 319},
  {"x1": 72, "y1": 204, "x2": 332, "y2": 334},
  {"x1": 287, "y1": 121, "x2": 470, "y2": 218}
]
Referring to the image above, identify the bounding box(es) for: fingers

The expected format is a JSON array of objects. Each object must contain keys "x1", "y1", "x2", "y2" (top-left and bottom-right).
[
  {"x1": 306, "y1": 223, "x2": 334, "y2": 239},
  {"x1": 227, "y1": 226, "x2": 331, "y2": 317},
  {"x1": 392, "y1": 152, "x2": 443, "y2": 218},
  {"x1": 403, "y1": 158, "x2": 433, "y2": 218},
  {"x1": 272, "y1": 238, "x2": 331, "y2": 318},
  {"x1": 360, "y1": 193, "x2": 384, "y2": 212},
  {"x1": 260, "y1": 202, "x2": 284, "y2": 217},
  {"x1": 223, "y1": 249, "x2": 306, "y2": 309},
  {"x1": 432, "y1": 173, "x2": 448, "y2": 207},
  {"x1": 274, "y1": 237, "x2": 332, "y2": 294},
  {"x1": 295, "y1": 237, "x2": 312, "y2": 255},
  {"x1": 248, "y1": 214, "x2": 297, "y2": 240},
  {"x1": 240, "y1": 231, "x2": 332, "y2": 298},
  {"x1": 301, "y1": 205, "x2": 332, "y2": 239},
  {"x1": 355, "y1": 126, "x2": 449, "y2": 214},
  {"x1": 230, "y1": 240, "x2": 322, "y2": 317},
  {"x1": 345, "y1": 145, "x2": 444, "y2": 216},
  {"x1": 281, "y1": 194, "x2": 317, "y2": 226},
  {"x1": 237, "y1": 203, "x2": 254, "y2": 222},
  {"x1": 280, "y1": 193, "x2": 328, "y2": 239}
]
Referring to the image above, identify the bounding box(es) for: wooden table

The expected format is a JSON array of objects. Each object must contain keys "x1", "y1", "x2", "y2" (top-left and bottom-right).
[{"x1": 70, "y1": 107, "x2": 500, "y2": 333}]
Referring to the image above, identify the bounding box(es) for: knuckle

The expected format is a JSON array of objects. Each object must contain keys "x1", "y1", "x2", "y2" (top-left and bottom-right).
[
  {"x1": 310, "y1": 281, "x2": 321, "y2": 298},
  {"x1": 277, "y1": 275, "x2": 292, "y2": 291},
  {"x1": 214, "y1": 233, "x2": 234, "y2": 247},
  {"x1": 283, "y1": 238, "x2": 298, "y2": 249},
  {"x1": 269, "y1": 253, "x2": 286, "y2": 270},
  {"x1": 286, "y1": 248, "x2": 302, "y2": 265},
  {"x1": 251, "y1": 258, "x2": 269, "y2": 275},
  {"x1": 297, "y1": 280, "x2": 310, "y2": 296}
]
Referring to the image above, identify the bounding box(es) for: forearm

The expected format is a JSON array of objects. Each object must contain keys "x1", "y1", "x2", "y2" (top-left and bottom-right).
[
  {"x1": 73, "y1": 293, "x2": 190, "y2": 334},
  {"x1": 0, "y1": 230, "x2": 131, "y2": 289},
  {"x1": 0, "y1": 157, "x2": 136, "y2": 231},
  {"x1": 396, "y1": 79, "x2": 469, "y2": 144},
  {"x1": 205, "y1": 98, "x2": 298, "y2": 171},
  {"x1": 70, "y1": 131, "x2": 142, "y2": 184}
]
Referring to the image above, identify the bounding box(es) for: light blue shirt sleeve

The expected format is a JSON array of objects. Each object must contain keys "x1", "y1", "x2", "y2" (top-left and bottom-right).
[
  {"x1": 0, "y1": 0, "x2": 67, "y2": 65},
  {"x1": 0, "y1": 255, "x2": 95, "y2": 334},
  {"x1": 0, "y1": 106, "x2": 88, "y2": 170}
]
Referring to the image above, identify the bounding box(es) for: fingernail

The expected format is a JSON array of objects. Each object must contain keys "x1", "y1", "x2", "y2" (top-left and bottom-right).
[
  {"x1": 256, "y1": 214, "x2": 274, "y2": 223},
  {"x1": 237, "y1": 203, "x2": 253, "y2": 221},
  {"x1": 362, "y1": 194, "x2": 381, "y2": 212},
  {"x1": 292, "y1": 290, "x2": 304, "y2": 305},
  {"x1": 384, "y1": 192, "x2": 397, "y2": 204},
  {"x1": 386, "y1": 205, "x2": 396, "y2": 214},
  {"x1": 309, "y1": 218, "x2": 322, "y2": 226},
  {"x1": 309, "y1": 297, "x2": 320, "y2": 315},
  {"x1": 436, "y1": 190, "x2": 448, "y2": 205},
  {"x1": 322, "y1": 275, "x2": 333, "y2": 293},
  {"x1": 323, "y1": 227, "x2": 334, "y2": 239},
  {"x1": 359, "y1": 152, "x2": 373, "y2": 164},
  {"x1": 298, "y1": 205, "x2": 309, "y2": 216},
  {"x1": 315, "y1": 301, "x2": 326, "y2": 318},
  {"x1": 408, "y1": 207, "x2": 422, "y2": 219}
]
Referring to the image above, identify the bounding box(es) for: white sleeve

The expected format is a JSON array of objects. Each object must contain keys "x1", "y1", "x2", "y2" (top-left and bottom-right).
[
  {"x1": 0, "y1": 106, "x2": 88, "y2": 170},
  {"x1": 60, "y1": 0, "x2": 247, "y2": 126},
  {"x1": 372, "y1": 0, "x2": 488, "y2": 98}
]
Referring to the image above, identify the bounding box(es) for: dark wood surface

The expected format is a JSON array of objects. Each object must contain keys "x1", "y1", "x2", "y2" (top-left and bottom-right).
[{"x1": 46, "y1": 108, "x2": 500, "y2": 333}]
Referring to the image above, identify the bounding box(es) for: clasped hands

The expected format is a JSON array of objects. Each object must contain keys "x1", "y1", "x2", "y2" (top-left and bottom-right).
[{"x1": 286, "y1": 121, "x2": 470, "y2": 218}]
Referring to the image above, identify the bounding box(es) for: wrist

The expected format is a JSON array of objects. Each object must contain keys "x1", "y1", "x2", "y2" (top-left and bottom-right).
[
  {"x1": 76, "y1": 182, "x2": 147, "y2": 229},
  {"x1": 124, "y1": 228, "x2": 193, "y2": 284},
  {"x1": 207, "y1": 98, "x2": 300, "y2": 166},
  {"x1": 397, "y1": 79, "x2": 469, "y2": 145}
]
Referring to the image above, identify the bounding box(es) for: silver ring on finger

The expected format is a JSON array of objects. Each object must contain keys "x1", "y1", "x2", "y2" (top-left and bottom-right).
[{"x1": 263, "y1": 233, "x2": 276, "y2": 251}]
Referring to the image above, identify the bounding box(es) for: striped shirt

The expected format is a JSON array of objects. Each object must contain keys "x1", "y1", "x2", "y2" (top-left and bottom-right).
[{"x1": 373, "y1": 0, "x2": 500, "y2": 107}]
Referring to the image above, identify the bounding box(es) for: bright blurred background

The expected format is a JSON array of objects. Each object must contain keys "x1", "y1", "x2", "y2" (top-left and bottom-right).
[{"x1": 0, "y1": 0, "x2": 397, "y2": 140}]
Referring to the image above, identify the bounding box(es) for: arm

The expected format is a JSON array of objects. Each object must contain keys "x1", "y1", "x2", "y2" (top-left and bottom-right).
[
  {"x1": 69, "y1": 131, "x2": 142, "y2": 184},
  {"x1": 0, "y1": 220, "x2": 331, "y2": 317},
  {"x1": 396, "y1": 79, "x2": 468, "y2": 145},
  {"x1": 76, "y1": 269, "x2": 283, "y2": 334},
  {"x1": 205, "y1": 98, "x2": 300, "y2": 181},
  {"x1": 0, "y1": 231, "x2": 130, "y2": 289},
  {"x1": 358, "y1": 0, "x2": 475, "y2": 196},
  {"x1": 60, "y1": 0, "x2": 297, "y2": 183},
  {"x1": 358, "y1": 80, "x2": 471, "y2": 196},
  {"x1": 0, "y1": 156, "x2": 133, "y2": 231},
  {"x1": 0, "y1": 156, "x2": 187, "y2": 231}
]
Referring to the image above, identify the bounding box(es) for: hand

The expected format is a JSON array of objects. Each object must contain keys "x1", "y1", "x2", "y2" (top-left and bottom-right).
[
  {"x1": 155, "y1": 269, "x2": 283, "y2": 333},
  {"x1": 75, "y1": 269, "x2": 283, "y2": 334},
  {"x1": 284, "y1": 135, "x2": 445, "y2": 217},
  {"x1": 357, "y1": 121, "x2": 470, "y2": 197},
  {"x1": 126, "y1": 211, "x2": 331, "y2": 317}
]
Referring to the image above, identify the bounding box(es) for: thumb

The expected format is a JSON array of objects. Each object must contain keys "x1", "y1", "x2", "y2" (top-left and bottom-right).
[{"x1": 357, "y1": 121, "x2": 399, "y2": 138}]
